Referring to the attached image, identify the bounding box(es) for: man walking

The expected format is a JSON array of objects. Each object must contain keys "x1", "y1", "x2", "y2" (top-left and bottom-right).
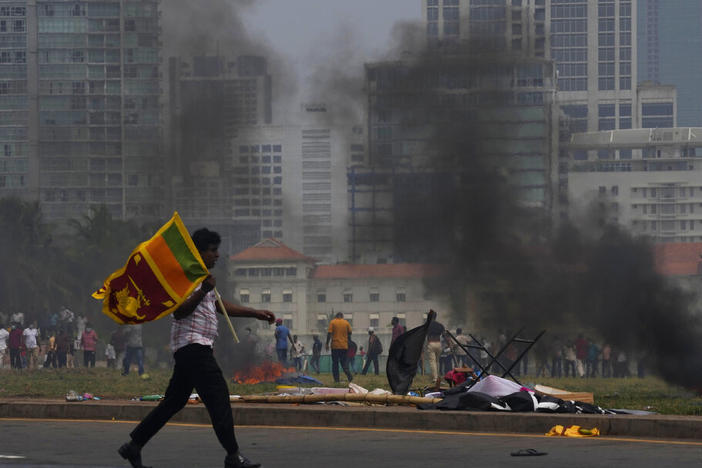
[
  {"x1": 391, "y1": 316, "x2": 405, "y2": 346},
  {"x1": 118, "y1": 228, "x2": 275, "y2": 468},
  {"x1": 274, "y1": 318, "x2": 293, "y2": 367},
  {"x1": 122, "y1": 324, "x2": 145, "y2": 376},
  {"x1": 361, "y1": 327, "x2": 382, "y2": 375},
  {"x1": 310, "y1": 335, "x2": 322, "y2": 374},
  {"x1": 325, "y1": 312, "x2": 353, "y2": 383},
  {"x1": 426, "y1": 318, "x2": 446, "y2": 388}
]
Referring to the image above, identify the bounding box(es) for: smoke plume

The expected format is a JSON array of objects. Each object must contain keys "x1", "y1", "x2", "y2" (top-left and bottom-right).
[{"x1": 367, "y1": 36, "x2": 702, "y2": 388}]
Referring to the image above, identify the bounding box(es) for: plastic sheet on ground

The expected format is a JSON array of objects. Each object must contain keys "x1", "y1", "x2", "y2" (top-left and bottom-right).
[
  {"x1": 467, "y1": 375, "x2": 524, "y2": 397},
  {"x1": 348, "y1": 383, "x2": 391, "y2": 396},
  {"x1": 274, "y1": 372, "x2": 323, "y2": 386}
]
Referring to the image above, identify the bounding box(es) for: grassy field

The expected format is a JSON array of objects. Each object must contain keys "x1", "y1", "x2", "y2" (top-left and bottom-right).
[{"x1": 1, "y1": 368, "x2": 701, "y2": 415}]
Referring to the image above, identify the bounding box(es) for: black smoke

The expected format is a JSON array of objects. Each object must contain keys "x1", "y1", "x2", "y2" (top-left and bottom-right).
[{"x1": 366, "y1": 37, "x2": 702, "y2": 388}]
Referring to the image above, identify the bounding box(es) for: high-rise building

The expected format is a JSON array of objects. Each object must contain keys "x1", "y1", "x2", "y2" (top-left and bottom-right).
[
  {"x1": 0, "y1": 0, "x2": 163, "y2": 221},
  {"x1": 423, "y1": 1, "x2": 640, "y2": 134},
  {"x1": 355, "y1": 57, "x2": 558, "y2": 262},
  {"x1": 168, "y1": 54, "x2": 272, "y2": 253},
  {"x1": 423, "y1": 0, "x2": 549, "y2": 56},
  {"x1": 566, "y1": 127, "x2": 702, "y2": 243},
  {"x1": 229, "y1": 104, "x2": 359, "y2": 264},
  {"x1": 553, "y1": 0, "x2": 638, "y2": 134},
  {"x1": 638, "y1": 0, "x2": 702, "y2": 126}
]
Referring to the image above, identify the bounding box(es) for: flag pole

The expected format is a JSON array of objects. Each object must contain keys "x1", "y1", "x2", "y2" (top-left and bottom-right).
[{"x1": 214, "y1": 287, "x2": 240, "y2": 344}]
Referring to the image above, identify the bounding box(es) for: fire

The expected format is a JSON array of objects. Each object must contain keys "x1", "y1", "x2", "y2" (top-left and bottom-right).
[{"x1": 232, "y1": 360, "x2": 295, "y2": 385}]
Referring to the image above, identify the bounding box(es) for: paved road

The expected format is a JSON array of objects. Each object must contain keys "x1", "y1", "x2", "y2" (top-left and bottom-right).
[{"x1": 1, "y1": 418, "x2": 701, "y2": 467}]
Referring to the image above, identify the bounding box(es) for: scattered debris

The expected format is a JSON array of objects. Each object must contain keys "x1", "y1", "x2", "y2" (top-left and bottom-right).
[
  {"x1": 534, "y1": 384, "x2": 594, "y2": 404},
  {"x1": 546, "y1": 425, "x2": 600, "y2": 437}
]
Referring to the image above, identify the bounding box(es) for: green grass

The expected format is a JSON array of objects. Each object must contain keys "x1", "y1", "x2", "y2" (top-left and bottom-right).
[{"x1": 1, "y1": 368, "x2": 701, "y2": 415}]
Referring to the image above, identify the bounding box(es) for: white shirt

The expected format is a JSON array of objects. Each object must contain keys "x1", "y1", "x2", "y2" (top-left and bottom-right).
[
  {"x1": 0, "y1": 328, "x2": 8, "y2": 351},
  {"x1": 170, "y1": 286, "x2": 218, "y2": 353},
  {"x1": 23, "y1": 327, "x2": 38, "y2": 349}
]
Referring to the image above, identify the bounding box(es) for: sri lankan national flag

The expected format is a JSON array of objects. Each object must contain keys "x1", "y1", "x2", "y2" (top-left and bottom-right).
[{"x1": 92, "y1": 212, "x2": 209, "y2": 324}]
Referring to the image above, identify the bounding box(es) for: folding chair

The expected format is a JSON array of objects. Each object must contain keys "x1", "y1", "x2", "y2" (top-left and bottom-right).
[{"x1": 445, "y1": 328, "x2": 546, "y2": 388}]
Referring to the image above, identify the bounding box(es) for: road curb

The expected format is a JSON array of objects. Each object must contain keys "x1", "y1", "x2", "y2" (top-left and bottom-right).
[{"x1": 1, "y1": 399, "x2": 701, "y2": 440}]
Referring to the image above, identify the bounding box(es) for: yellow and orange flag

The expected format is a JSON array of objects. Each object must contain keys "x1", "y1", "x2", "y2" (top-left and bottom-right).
[{"x1": 92, "y1": 212, "x2": 209, "y2": 324}]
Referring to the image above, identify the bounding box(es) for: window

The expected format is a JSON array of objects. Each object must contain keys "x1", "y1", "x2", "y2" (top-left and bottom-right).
[
  {"x1": 234, "y1": 268, "x2": 246, "y2": 277},
  {"x1": 598, "y1": 77, "x2": 615, "y2": 91},
  {"x1": 397, "y1": 314, "x2": 406, "y2": 327},
  {"x1": 370, "y1": 292, "x2": 380, "y2": 302},
  {"x1": 396, "y1": 291, "x2": 406, "y2": 302},
  {"x1": 261, "y1": 289, "x2": 271, "y2": 303},
  {"x1": 598, "y1": 104, "x2": 615, "y2": 117},
  {"x1": 343, "y1": 291, "x2": 353, "y2": 303},
  {"x1": 282, "y1": 290, "x2": 293, "y2": 303},
  {"x1": 642, "y1": 103, "x2": 674, "y2": 116},
  {"x1": 317, "y1": 292, "x2": 326, "y2": 303},
  {"x1": 370, "y1": 314, "x2": 380, "y2": 329},
  {"x1": 598, "y1": 119, "x2": 615, "y2": 131},
  {"x1": 239, "y1": 289, "x2": 249, "y2": 304},
  {"x1": 283, "y1": 314, "x2": 293, "y2": 330},
  {"x1": 317, "y1": 314, "x2": 327, "y2": 330}
]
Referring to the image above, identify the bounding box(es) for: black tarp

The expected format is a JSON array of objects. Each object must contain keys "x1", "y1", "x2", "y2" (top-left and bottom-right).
[{"x1": 386, "y1": 310, "x2": 436, "y2": 395}]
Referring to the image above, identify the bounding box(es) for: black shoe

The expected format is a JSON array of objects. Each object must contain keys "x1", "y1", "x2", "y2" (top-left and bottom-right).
[
  {"x1": 225, "y1": 452, "x2": 261, "y2": 468},
  {"x1": 118, "y1": 441, "x2": 152, "y2": 468}
]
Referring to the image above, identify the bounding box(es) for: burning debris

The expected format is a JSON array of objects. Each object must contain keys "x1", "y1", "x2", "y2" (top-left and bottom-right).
[{"x1": 232, "y1": 360, "x2": 295, "y2": 385}]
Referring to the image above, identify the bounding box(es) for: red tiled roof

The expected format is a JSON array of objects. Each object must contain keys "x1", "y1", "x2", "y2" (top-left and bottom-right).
[
  {"x1": 653, "y1": 242, "x2": 702, "y2": 276},
  {"x1": 311, "y1": 263, "x2": 444, "y2": 279},
  {"x1": 230, "y1": 239, "x2": 315, "y2": 263}
]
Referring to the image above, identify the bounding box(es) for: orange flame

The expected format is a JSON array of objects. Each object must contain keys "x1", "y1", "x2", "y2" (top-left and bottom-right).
[{"x1": 232, "y1": 360, "x2": 295, "y2": 385}]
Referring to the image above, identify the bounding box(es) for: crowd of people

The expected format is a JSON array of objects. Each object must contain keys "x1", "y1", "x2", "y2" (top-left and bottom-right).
[
  {"x1": 1, "y1": 307, "x2": 646, "y2": 383},
  {"x1": 264, "y1": 313, "x2": 649, "y2": 385},
  {"x1": 267, "y1": 314, "x2": 404, "y2": 381},
  {"x1": 0, "y1": 308, "x2": 145, "y2": 374},
  {"x1": 429, "y1": 329, "x2": 646, "y2": 381}
]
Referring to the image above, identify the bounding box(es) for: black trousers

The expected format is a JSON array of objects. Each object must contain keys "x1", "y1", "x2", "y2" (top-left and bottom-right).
[
  {"x1": 331, "y1": 348, "x2": 352, "y2": 382},
  {"x1": 83, "y1": 350, "x2": 96, "y2": 368},
  {"x1": 361, "y1": 353, "x2": 379, "y2": 375},
  {"x1": 9, "y1": 348, "x2": 21, "y2": 368},
  {"x1": 130, "y1": 344, "x2": 238, "y2": 455}
]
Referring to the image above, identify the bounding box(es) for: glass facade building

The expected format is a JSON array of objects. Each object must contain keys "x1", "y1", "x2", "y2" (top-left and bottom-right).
[
  {"x1": 0, "y1": 3, "x2": 28, "y2": 193},
  {"x1": 638, "y1": 0, "x2": 702, "y2": 127},
  {"x1": 0, "y1": 0, "x2": 163, "y2": 221}
]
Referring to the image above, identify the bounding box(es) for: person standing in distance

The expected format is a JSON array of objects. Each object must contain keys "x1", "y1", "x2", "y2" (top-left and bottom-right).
[
  {"x1": 118, "y1": 228, "x2": 275, "y2": 468},
  {"x1": 274, "y1": 318, "x2": 293, "y2": 367},
  {"x1": 325, "y1": 312, "x2": 353, "y2": 383}
]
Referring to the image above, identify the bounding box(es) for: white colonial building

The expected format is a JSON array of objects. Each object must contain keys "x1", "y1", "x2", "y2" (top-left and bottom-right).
[{"x1": 226, "y1": 239, "x2": 452, "y2": 350}]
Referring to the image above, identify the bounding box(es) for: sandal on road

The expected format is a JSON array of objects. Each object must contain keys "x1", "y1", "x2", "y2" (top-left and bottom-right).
[{"x1": 510, "y1": 448, "x2": 548, "y2": 457}]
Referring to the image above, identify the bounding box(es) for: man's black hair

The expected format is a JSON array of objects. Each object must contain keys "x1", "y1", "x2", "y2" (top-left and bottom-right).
[{"x1": 191, "y1": 228, "x2": 221, "y2": 252}]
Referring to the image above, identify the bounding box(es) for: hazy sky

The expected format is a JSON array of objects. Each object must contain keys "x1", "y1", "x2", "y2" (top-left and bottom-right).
[{"x1": 242, "y1": 0, "x2": 421, "y2": 79}]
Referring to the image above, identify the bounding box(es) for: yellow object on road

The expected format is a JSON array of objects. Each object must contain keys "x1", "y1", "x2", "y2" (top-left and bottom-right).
[{"x1": 546, "y1": 425, "x2": 600, "y2": 437}]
